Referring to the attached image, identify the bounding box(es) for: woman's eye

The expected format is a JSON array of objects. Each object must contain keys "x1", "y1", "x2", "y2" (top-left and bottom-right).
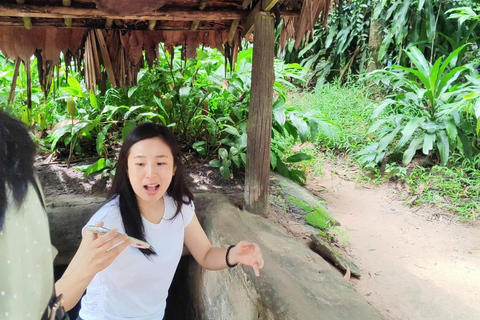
[
  {"x1": 136, "y1": 163, "x2": 145, "y2": 167},
  {"x1": 157, "y1": 162, "x2": 166, "y2": 166}
]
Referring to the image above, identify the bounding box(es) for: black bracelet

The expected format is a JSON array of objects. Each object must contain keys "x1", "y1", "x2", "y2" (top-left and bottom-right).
[{"x1": 226, "y1": 245, "x2": 238, "y2": 268}]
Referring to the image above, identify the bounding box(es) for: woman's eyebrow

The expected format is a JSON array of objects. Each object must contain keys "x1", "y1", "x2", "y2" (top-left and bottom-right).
[{"x1": 132, "y1": 155, "x2": 168, "y2": 159}]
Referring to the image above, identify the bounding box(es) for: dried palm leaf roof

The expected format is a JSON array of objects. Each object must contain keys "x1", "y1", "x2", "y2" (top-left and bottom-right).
[{"x1": 0, "y1": 0, "x2": 331, "y2": 98}]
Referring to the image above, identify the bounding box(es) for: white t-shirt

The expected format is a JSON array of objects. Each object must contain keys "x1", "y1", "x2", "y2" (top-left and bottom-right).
[{"x1": 79, "y1": 194, "x2": 195, "y2": 320}]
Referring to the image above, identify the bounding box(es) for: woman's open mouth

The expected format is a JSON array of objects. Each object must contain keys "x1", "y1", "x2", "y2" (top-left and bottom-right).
[{"x1": 144, "y1": 184, "x2": 160, "y2": 195}]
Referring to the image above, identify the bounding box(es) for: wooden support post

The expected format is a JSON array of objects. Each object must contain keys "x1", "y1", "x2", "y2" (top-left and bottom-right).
[{"x1": 245, "y1": 11, "x2": 275, "y2": 216}]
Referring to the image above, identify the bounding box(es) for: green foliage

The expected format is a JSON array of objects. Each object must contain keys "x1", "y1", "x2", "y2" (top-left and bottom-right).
[
  {"x1": 359, "y1": 46, "x2": 479, "y2": 167},
  {"x1": 76, "y1": 157, "x2": 116, "y2": 178},
  {"x1": 282, "y1": 0, "x2": 480, "y2": 84},
  {"x1": 281, "y1": 0, "x2": 373, "y2": 84}
]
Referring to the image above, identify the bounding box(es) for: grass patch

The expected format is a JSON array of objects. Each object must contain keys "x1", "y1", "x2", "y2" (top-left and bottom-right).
[
  {"x1": 405, "y1": 164, "x2": 480, "y2": 220},
  {"x1": 289, "y1": 80, "x2": 374, "y2": 153}
]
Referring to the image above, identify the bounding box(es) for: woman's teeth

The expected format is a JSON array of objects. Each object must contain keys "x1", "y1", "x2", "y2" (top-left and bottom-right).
[{"x1": 144, "y1": 184, "x2": 159, "y2": 191}]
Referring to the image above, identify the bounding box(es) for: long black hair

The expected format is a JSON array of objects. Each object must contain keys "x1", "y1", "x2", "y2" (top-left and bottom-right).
[
  {"x1": 0, "y1": 110, "x2": 44, "y2": 231},
  {"x1": 107, "y1": 122, "x2": 193, "y2": 256}
]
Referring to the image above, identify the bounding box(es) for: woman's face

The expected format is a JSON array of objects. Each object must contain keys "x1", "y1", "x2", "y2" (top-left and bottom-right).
[{"x1": 127, "y1": 137, "x2": 176, "y2": 207}]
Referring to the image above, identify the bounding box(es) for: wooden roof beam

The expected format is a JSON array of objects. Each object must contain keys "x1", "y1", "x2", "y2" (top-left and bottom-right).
[
  {"x1": 191, "y1": 0, "x2": 209, "y2": 32},
  {"x1": 227, "y1": 19, "x2": 240, "y2": 45},
  {"x1": 243, "y1": 0, "x2": 298, "y2": 37},
  {"x1": 244, "y1": 0, "x2": 280, "y2": 35},
  {"x1": 0, "y1": 4, "x2": 245, "y2": 21}
]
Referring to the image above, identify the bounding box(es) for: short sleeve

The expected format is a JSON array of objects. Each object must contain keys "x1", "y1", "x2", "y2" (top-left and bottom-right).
[{"x1": 182, "y1": 200, "x2": 195, "y2": 228}]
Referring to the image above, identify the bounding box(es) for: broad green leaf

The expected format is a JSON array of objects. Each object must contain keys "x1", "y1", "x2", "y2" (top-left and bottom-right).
[
  {"x1": 89, "y1": 91, "x2": 98, "y2": 109},
  {"x1": 223, "y1": 125, "x2": 240, "y2": 137},
  {"x1": 72, "y1": 121, "x2": 90, "y2": 136},
  {"x1": 219, "y1": 164, "x2": 231, "y2": 180},
  {"x1": 367, "y1": 119, "x2": 389, "y2": 134},
  {"x1": 425, "y1": 0, "x2": 436, "y2": 42},
  {"x1": 290, "y1": 115, "x2": 309, "y2": 143},
  {"x1": 229, "y1": 146, "x2": 238, "y2": 157},
  {"x1": 274, "y1": 154, "x2": 290, "y2": 178},
  {"x1": 417, "y1": 0, "x2": 425, "y2": 11},
  {"x1": 289, "y1": 169, "x2": 306, "y2": 185},
  {"x1": 444, "y1": 117, "x2": 458, "y2": 142},
  {"x1": 179, "y1": 86, "x2": 191, "y2": 99},
  {"x1": 405, "y1": 46, "x2": 430, "y2": 77},
  {"x1": 436, "y1": 130, "x2": 450, "y2": 166},
  {"x1": 192, "y1": 141, "x2": 206, "y2": 156},
  {"x1": 403, "y1": 136, "x2": 423, "y2": 165},
  {"x1": 457, "y1": 131, "x2": 473, "y2": 159},
  {"x1": 378, "y1": 33, "x2": 394, "y2": 61},
  {"x1": 96, "y1": 123, "x2": 112, "y2": 156},
  {"x1": 377, "y1": 126, "x2": 402, "y2": 153},
  {"x1": 84, "y1": 158, "x2": 106, "y2": 177},
  {"x1": 422, "y1": 132, "x2": 436, "y2": 155},
  {"x1": 48, "y1": 124, "x2": 73, "y2": 151},
  {"x1": 231, "y1": 155, "x2": 241, "y2": 168},
  {"x1": 270, "y1": 152, "x2": 277, "y2": 169},
  {"x1": 153, "y1": 95, "x2": 168, "y2": 116},
  {"x1": 397, "y1": 117, "x2": 423, "y2": 149},
  {"x1": 218, "y1": 148, "x2": 228, "y2": 160},
  {"x1": 371, "y1": 99, "x2": 395, "y2": 119},
  {"x1": 122, "y1": 120, "x2": 136, "y2": 141},
  {"x1": 128, "y1": 86, "x2": 138, "y2": 98},
  {"x1": 124, "y1": 105, "x2": 145, "y2": 120},
  {"x1": 67, "y1": 77, "x2": 83, "y2": 97},
  {"x1": 240, "y1": 153, "x2": 247, "y2": 165},
  {"x1": 209, "y1": 159, "x2": 221, "y2": 167},
  {"x1": 439, "y1": 45, "x2": 467, "y2": 75},
  {"x1": 285, "y1": 152, "x2": 313, "y2": 163},
  {"x1": 273, "y1": 108, "x2": 286, "y2": 126},
  {"x1": 309, "y1": 118, "x2": 319, "y2": 140}
]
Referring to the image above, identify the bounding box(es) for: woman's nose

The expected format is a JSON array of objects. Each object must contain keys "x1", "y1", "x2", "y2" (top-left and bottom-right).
[{"x1": 145, "y1": 164, "x2": 158, "y2": 177}]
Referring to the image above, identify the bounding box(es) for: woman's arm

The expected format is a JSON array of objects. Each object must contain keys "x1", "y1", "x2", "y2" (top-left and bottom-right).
[
  {"x1": 55, "y1": 222, "x2": 131, "y2": 311},
  {"x1": 184, "y1": 215, "x2": 264, "y2": 276}
]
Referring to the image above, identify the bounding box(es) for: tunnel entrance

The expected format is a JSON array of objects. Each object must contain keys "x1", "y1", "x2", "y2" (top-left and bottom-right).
[{"x1": 54, "y1": 256, "x2": 197, "y2": 320}]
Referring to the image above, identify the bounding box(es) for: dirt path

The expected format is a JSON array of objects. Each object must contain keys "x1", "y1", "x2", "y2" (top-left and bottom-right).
[{"x1": 306, "y1": 161, "x2": 480, "y2": 320}]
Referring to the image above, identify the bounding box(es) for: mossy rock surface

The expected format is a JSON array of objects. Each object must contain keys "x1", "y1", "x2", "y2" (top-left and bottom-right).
[{"x1": 271, "y1": 173, "x2": 339, "y2": 227}]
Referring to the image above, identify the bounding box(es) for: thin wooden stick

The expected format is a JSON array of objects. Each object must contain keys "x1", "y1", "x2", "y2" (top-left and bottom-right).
[{"x1": 8, "y1": 58, "x2": 21, "y2": 105}]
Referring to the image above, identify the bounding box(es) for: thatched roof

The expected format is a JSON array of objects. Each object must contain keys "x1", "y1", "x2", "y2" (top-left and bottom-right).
[{"x1": 0, "y1": 0, "x2": 330, "y2": 95}]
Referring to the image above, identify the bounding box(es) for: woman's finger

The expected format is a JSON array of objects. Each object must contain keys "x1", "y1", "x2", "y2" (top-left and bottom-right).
[
  {"x1": 257, "y1": 258, "x2": 265, "y2": 269},
  {"x1": 92, "y1": 228, "x2": 120, "y2": 248},
  {"x1": 105, "y1": 237, "x2": 131, "y2": 260},
  {"x1": 252, "y1": 262, "x2": 260, "y2": 277},
  {"x1": 104, "y1": 233, "x2": 129, "y2": 251}
]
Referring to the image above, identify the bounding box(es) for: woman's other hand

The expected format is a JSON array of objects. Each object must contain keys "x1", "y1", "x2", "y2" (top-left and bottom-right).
[{"x1": 230, "y1": 241, "x2": 264, "y2": 277}]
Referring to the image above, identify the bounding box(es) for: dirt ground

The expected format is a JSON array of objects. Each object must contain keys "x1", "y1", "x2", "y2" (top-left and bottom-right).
[{"x1": 306, "y1": 160, "x2": 480, "y2": 320}]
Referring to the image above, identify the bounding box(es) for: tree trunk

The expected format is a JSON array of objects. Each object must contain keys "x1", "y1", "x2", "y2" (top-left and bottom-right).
[
  {"x1": 245, "y1": 11, "x2": 275, "y2": 216},
  {"x1": 367, "y1": 19, "x2": 382, "y2": 72}
]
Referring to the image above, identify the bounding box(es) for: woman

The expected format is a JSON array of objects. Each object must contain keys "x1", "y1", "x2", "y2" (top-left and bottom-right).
[
  {"x1": 0, "y1": 110, "x2": 66, "y2": 319},
  {"x1": 56, "y1": 122, "x2": 264, "y2": 320}
]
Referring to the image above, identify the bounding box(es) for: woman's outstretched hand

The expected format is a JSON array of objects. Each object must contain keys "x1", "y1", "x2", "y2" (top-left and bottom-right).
[{"x1": 230, "y1": 241, "x2": 264, "y2": 277}]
